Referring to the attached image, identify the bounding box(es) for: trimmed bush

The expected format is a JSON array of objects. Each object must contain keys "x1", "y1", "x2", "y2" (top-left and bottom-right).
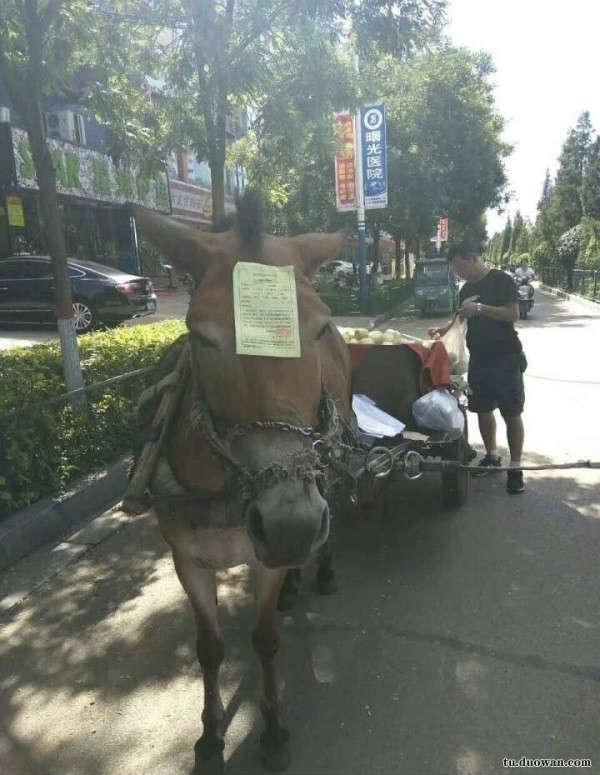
[
  {"x1": 316, "y1": 277, "x2": 412, "y2": 315},
  {"x1": 0, "y1": 320, "x2": 186, "y2": 517}
]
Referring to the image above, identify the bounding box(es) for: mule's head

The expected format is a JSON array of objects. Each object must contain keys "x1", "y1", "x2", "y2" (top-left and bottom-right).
[{"x1": 136, "y1": 197, "x2": 350, "y2": 568}]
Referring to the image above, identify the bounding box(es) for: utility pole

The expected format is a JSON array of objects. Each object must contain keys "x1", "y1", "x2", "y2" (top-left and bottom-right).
[
  {"x1": 353, "y1": 54, "x2": 368, "y2": 311},
  {"x1": 354, "y1": 110, "x2": 368, "y2": 311}
]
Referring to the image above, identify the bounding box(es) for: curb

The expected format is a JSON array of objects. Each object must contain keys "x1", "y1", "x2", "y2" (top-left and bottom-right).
[
  {"x1": 540, "y1": 283, "x2": 600, "y2": 312},
  {"x1": 0, "y1": 455, "x2": 131, "y2": 572}
]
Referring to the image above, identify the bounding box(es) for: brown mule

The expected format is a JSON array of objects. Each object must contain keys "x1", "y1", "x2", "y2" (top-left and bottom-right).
[{"x1": 136, "y1": 193, "x2": 351, "y2": 772}]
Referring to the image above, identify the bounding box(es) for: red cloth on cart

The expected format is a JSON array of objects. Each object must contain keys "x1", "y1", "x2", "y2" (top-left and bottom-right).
[{"x1": 406, "y1": 341, "x2": 451, "y2": 392}]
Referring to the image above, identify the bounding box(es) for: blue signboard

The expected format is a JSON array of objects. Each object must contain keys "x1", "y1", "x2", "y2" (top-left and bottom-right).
[{"x1": 360, "y1": 103, "x2": 388, "y2": 210}]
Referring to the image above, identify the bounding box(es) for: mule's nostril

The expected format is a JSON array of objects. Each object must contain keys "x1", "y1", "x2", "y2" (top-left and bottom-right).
[{"x1": 248, "y1": 504, "x2": 266, "y2": 543}]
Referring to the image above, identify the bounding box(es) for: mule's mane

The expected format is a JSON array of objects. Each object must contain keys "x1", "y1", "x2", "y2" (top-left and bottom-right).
[{"x1": 234, "y1": 188, "x2": 264, "y2": 249}]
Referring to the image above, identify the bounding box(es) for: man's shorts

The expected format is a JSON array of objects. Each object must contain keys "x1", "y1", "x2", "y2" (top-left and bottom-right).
[{"x1": 467, "y1": 352, "x2": 526, "y2": 418}]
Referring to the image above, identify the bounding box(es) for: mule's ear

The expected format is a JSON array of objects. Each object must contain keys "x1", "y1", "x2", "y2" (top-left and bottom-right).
[
  {"x1": 134, "y1": 208, "x2": 219, "y2": 278},
  {"x1": 291, "y1": 233, "x2": 346, "y2": 278}
]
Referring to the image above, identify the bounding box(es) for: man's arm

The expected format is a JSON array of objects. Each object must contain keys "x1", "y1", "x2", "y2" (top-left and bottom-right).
[
  {"x1": 459, "y1": 300, "x2": 519, "y2": 322},
  {"x1": 459, "y1": 271, "x2": 519, "y2": 322}
]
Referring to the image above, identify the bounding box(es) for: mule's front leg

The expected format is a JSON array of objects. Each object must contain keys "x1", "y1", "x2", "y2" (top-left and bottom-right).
[
  {"x1": 173, "y1": 555, "x2": 225, "y2": 775},
  {"x1": 253, "y1": 566, "x2": 290, "y2": 772}
]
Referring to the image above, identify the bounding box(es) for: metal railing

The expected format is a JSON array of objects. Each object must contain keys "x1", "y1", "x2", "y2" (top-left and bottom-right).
[{"x1": 540, "y1": 266, "x2": 600, "y2": 302}]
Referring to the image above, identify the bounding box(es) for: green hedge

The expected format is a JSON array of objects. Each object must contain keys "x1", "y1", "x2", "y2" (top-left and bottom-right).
[
  {"x1": 0, "y1": 320, "x2": 186, "y2": 517},
  {"x1": 0, "y1": 278, "x2": 414, "y2": 517},
  {"x1": 317, "y1": 278, "x2": 412, "y2": 315}
]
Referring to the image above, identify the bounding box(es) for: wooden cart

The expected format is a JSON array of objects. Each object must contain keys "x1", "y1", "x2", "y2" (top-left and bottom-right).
[{"x1": 349, "y1": 342, "x2": 471, "y2": 509}]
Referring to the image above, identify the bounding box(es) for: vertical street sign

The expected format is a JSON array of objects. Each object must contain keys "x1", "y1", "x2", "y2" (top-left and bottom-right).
[
  {"x1": 433, "y1": 217, "x2": 449, "y2": 252},
  {"x1": 439, "y1": 217, "x2": 449, "y2": 242},
  {"x1": 360, "y1": 104, "x2": 388, "y2": 210},
  {"x1": 334, "y1": 112, "x2": 357, "y2": 212},
  {"x1": 332, "y1": 102, "x2": 388, "y2": 310}
]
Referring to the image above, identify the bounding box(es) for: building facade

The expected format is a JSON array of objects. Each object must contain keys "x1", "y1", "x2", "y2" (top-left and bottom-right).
[
  {"x1": 166, "y1": 108, "x2": 247, "y2": 227},
  {"x1": 0, "y1": 90, "x2": 170, "y2": 275},
  {"x1": 0, "y1": 83, "x2": 248, "y2": 274}
]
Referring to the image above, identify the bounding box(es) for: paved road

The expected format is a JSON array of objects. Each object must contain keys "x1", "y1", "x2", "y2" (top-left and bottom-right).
[{"x1": 1, "y1": 290, "x2": 599, "y2": 775}]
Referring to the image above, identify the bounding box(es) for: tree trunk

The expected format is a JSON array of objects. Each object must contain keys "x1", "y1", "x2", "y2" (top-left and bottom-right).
[
  {"x1": 2, "y1": 0, "x2": 84, "y2": 400},
  {"x1": 394, "y1": 236, "x2": 402, "y2": 279},
  {"x1": 27, "y1": 105, "x2": 84, "y2": 398},
  {"x1": 210, "y1": 156, "x2": 226, "y2": 225},
  {"x1": 404, "y1": 240, "x2": 412, "y2": 280}
]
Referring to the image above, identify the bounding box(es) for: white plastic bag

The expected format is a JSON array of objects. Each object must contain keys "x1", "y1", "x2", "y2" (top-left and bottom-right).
[
  {"x1": 412, "y1": 389, "x2": 465, "y2": 433},
  {"x1": 352, "y1": 394, "x2": 406, "y2": 438},
  {"x1": 441, "y1": 317, "x2": 469, "y2": 375}
]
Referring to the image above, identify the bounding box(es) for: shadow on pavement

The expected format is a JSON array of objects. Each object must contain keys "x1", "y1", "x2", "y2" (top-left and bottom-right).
[{"x1": 1, "y1": 457, "x2": 599, "y2": 774}]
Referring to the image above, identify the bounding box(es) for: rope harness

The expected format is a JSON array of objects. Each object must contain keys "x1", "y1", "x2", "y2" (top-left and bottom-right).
[
  {"x1": 188, "y1": 388, "x2": 355, "y2": 505},
  {"x1": 127, "y1": 335, "x2": 359, "y2": 513}
]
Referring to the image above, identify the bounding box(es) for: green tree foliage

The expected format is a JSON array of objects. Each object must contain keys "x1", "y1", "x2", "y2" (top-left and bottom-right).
[
  {"x1": 509, "y1": 210, "x2": 530, "y2": 256},
  {"x1": 350, "y1": 0, "x2": 446, "y2": 57},
  {"x1": 577, "y1": 217, "x2": 600, "y2": 268},
  {"x1": 581, "y1": 137, "x2": 600, "y2": 219},
  {"x1": 538, "y1": 168, "x2": 553, "y2": 211},
  {"x1": 501, "y1": 216, "x2": 512, "y2": 257},
  {"x1": 531, "y1": 112, "x2": 600, "y2": 270},
  {"x1": 485, "y1": 230, "x2": 503, "y2": 264},
  {"x1": 228, "y1": 27, "x2": 356, "y2": 234},
  {"x1": 552, "y1": 111, "x2": 592, "y2": 233},
  {"x1": 154, "y1": 0, "x2": 349, "y2": 222},
  {"x1": 226, "y1": 2, "x2": 449, "y2": 235},
  {"x1": 375, "y1": 48, "x2": 509, "y2": 254},
  {"x1": 509, "y1": 211, "x2": 521, "y2": 254}
]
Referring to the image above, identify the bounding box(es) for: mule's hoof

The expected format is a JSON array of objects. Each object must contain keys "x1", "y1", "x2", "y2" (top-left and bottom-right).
[
  {"x1": 316, "y1": 572, "x2": 337, "y2": 596},
  {"x1": 260, "y1": 727, "x2": 291, "y2": 772},
  {"x1": 194, "y1": 735, "x2": 225, "y2": 775}
]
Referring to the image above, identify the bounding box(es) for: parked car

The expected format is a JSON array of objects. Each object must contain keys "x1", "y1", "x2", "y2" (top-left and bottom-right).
[{"x1": 0, "y1": 255, "x2": 157, "y2": 333}]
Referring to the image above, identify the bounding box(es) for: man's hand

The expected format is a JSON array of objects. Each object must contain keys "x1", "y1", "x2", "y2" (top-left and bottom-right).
[
  {"x1": 458, "y1": 300, "x2": 480, "y2": 319},
  {"x1": 428, "y1": 323, "x2": 452, "y2": 339}
]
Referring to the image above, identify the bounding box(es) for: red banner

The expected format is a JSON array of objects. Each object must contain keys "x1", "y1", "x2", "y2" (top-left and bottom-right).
[
  {"x1": 334, "y1": 112, "x2": 357, "y2": 212},
  {"x1": 439, "y1": 217, "x2": 449, "y2": 242}
]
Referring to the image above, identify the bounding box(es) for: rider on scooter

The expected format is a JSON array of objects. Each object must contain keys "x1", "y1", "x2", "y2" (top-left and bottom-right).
[{"x1": 514, "y1": 259, "x2": 535, "y2": 282}]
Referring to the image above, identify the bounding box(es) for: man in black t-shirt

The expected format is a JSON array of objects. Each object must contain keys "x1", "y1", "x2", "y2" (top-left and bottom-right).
[{"x1": 429, "y1": 242, "x2": 526, "y2": 494}]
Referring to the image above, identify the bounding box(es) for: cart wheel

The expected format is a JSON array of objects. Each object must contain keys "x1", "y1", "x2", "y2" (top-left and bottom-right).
[{"x1": 441, "y1": 436, "x2": 470, "y2": 509}]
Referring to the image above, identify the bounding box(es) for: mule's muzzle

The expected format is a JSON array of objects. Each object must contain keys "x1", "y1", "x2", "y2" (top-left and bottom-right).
[{"x1": 246, "y1": 480, "x2": 330, "y2": 568}]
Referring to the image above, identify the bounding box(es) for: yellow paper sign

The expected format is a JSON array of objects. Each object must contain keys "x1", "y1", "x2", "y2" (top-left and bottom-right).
[
  {"x1": 7, "y1": 196, "x2": 25, "y2": 227},
  {"x1": 233, "y1": 262, "x2": 301, "y2": 358}
]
